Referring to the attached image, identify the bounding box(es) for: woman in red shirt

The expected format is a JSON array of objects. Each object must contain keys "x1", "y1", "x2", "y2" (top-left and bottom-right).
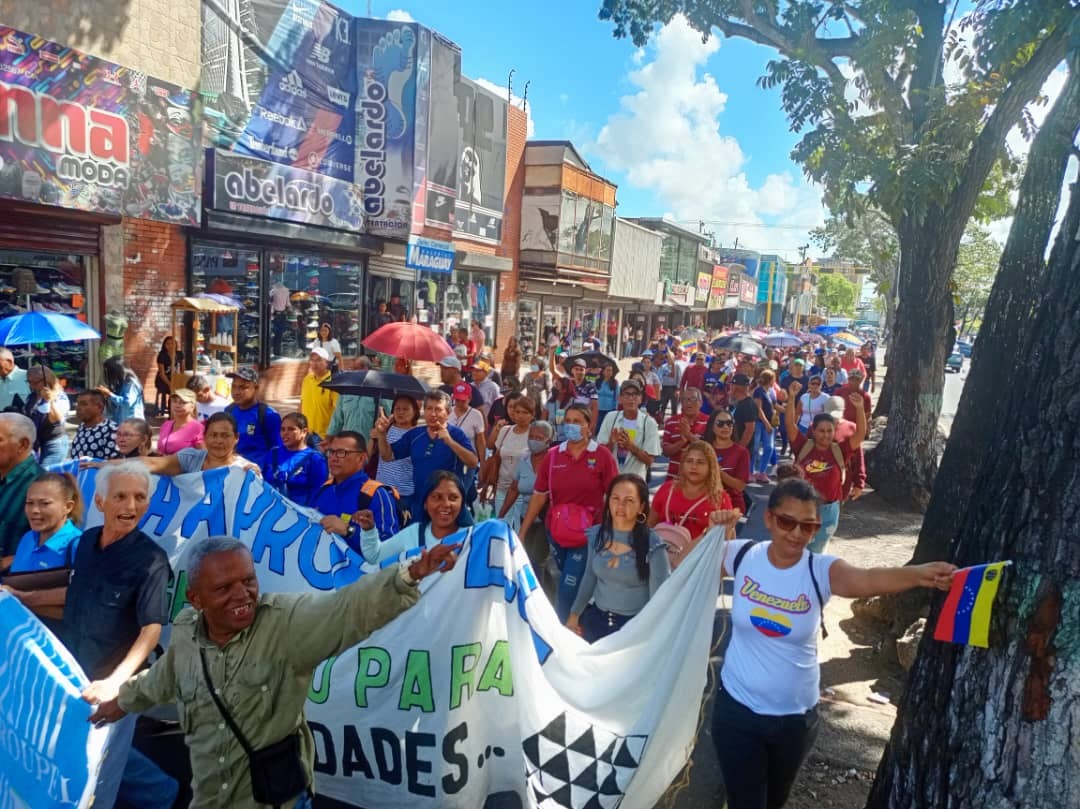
[
  {"x1": 649, "y1": 440, "x2": 738, "y2": 568},
  {"x1": 783, "y1": 380, "x2": 866, "y2": 553},
  {"x1": 703, "y1": 409, "x2": 751, "y2": 515}
]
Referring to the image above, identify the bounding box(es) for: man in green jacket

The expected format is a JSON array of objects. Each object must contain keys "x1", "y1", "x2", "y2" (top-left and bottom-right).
[
  {"x1": 326, "y1": 356, "x2": 390, "y2": 439},
  {"x1": 88, "y1": 536, "x2": 458, "y2": 808}
]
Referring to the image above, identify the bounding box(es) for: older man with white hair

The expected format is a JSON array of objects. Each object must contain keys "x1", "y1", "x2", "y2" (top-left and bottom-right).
[
  {"x1": 0, "y1": 412, "x2": 41, "y2": 569},
  {"x1": 65, "y1": 460, "x2": 175, "y2": 806},
  {"x1": 0, "y1": 347, "x2": 29, "y2": 411}
]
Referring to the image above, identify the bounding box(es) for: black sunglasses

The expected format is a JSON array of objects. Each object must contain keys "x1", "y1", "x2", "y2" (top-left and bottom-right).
[{"x1": 714, "y1": 420, "x2": 734, "y2": 427}]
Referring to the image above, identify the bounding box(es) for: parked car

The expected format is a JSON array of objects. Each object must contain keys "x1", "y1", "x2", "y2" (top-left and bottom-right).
[
  {"x1": 946, "y1": 350, "x2": 964, "y2": 373},
  {"x1": 956, "y1": 340, "x2": 973, "y2": 357}
]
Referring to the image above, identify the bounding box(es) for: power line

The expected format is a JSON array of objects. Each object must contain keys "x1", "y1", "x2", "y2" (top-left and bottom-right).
[{"x1": 674, "y1": 219, "x2": 825, "y2": 230}]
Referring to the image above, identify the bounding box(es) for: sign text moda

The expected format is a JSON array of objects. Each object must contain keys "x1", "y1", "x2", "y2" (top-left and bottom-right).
[
  {"x1": 0, "y1": 81, "x2": 129, "y2": 187},
  {"x1": 208, "y1": 149, "x2": 363, "y2": 231}
]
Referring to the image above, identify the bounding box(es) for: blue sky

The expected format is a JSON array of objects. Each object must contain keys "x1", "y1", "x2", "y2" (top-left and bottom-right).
[{"x1": 338, "y1": 0, "x2": 828, "y2": 261}]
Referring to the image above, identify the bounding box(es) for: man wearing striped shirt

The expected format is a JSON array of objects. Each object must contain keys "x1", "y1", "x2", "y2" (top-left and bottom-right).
[{"x1": 311, "y1": 431, "x2": 400, "y2": 552}]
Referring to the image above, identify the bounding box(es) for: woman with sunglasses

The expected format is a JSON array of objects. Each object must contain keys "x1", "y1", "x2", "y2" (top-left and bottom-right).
[
  {"x1": 566, "y1": 475, "x2": 670, "y2": 642},
  {"x1": 703, "y1": 409, "x2": 750, "y2": 516},
  {"x1": 714, "y1": 478, "x2": 956, "y2": 809}
]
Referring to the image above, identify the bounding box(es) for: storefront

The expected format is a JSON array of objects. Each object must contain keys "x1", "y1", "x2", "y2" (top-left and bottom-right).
[
  {"x1": 571, "y1": 301, "x2": 623, "y2": 355},
  {"x1": 195, "y1": 150, "x2": 379, "y2": 373},
  {"x1": 514, "y1": 278, "x2": 586, "y2": 359},
  {"x1": 0, "y1": 207, "x2": 109, "y2": 390}
]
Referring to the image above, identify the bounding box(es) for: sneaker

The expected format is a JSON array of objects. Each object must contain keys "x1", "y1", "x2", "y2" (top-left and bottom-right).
[
  {"x1": 348, "y1": 323, "x2": 360, "y2": 332},
  {"x1": 53, "y1": 282, "x2": 84, "y2": 295},
  {"x1": 307, "y1": 319, "x2": 319, "y2": 328},
  {"x1": 35, "y1": 283, "x2": 51, "y2": 294}
]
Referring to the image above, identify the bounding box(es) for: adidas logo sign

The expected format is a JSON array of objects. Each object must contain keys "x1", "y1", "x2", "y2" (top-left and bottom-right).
[{"x1": 278, "y1": 70, "x2": 306, "y2": 98}]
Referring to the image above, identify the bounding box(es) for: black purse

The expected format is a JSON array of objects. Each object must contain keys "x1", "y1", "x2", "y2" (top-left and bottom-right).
[{"x1": 199, "y1": 649, "x2": 309, "y2": 807}]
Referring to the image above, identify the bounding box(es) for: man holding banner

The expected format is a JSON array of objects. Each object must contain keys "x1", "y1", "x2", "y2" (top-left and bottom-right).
[{"x1": 89, "y1": 535, "x2": 459, "y2": 808}]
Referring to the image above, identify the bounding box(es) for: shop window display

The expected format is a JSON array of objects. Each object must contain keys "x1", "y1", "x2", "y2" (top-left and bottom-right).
[
  {"x1": 414, "y1": 271, "x2": 498, "y2": 348},
  {"x1": 365, "y1": 275, "x2": 414, "y2": 337},
  {"x1": 191, "y1": 244, "x2": 362, "y2": 368},
  {"x1": 516, "y1": 299, "x2": 539, "y2": 358},
  {"x1": 0, "y1": 250, "x2": 90, "y2": 389}
]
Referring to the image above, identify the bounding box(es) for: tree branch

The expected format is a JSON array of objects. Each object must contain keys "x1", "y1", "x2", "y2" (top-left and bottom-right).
[{"x1": 949, "y1": 26, "x2": 1070, "y2": 225}]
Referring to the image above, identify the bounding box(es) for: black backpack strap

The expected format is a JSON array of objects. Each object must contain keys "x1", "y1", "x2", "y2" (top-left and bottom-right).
[
  {"x1": 256, "y1": 402, "x2": 268, "y2": 438},
  {"x1": 731, "y1": 539, "x2": 762, "y2": 576},
  {"x1": 807, "y1": 551, "x2": 829, "y2": 639}
]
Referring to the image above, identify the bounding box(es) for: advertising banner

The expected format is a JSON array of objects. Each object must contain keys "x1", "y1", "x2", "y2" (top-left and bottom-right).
[
  {"x1": 665, "y1": 282, "x2": 694, "y2": 307},
  {"x1": 207, "y1": 148, "x2": 364, "y2": 230},
  {"x1": 708, "y1": 265, "x2": 728, "y2": 310},
  {"x1": 453, "y1": 77, "x2": 507, "y2": 244},
  {"x1": 12, "y1": 468, "x2": 723, "y2": 808},
  {"x1": 695, "y1": 271, "x2": 711, "y2": 304},
  {"x1": 200, "y1": 0, "x2": 357, "y2": 182},
  {"x1": 422, "y1": 34, "x2": 461, "y2": 231},
  {"x1": 520, "y1": 193, "x2": 562, "y2": 252},
  {"x1": 725, "y1": 268, "x2": 742, "y2": 308},
  {"x1": 406, "y1": 234, "x2": 455, "y2": 273},
  {"x1": 0, "y1": 26, "x2": 201, "y2": 224},
  {"x1": 355, "y1": 18, "x2": 421, "y2": 237},
  {"x1": 0, "y1": 592, "x2": 108, "y2": 809},
  {"x1": 739, "y1": 276, "x2": 757, "y2": 305}
]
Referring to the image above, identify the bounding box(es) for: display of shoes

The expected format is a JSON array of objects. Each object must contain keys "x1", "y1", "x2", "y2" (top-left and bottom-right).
[
  {"x1": 306, "y1": 330, "x2": 318, "y2": 340},
  {"x1": 53, "y1": 282, "x2": 83, "y2": 295}
]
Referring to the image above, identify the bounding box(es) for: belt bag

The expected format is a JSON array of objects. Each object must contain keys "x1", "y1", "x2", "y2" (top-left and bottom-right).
[
  {"x1": 200, "y1": 649, "x2": 307, "y2": 807},
  {"x1": 548, "y1": 503, "x2": 594, "y2": 548}
]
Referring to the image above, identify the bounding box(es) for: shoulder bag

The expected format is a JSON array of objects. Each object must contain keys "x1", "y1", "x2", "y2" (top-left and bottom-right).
[
  {"x1": 654, "y1": 484, "x2": 710, "y2": 568},
  {"x1": 199, "y1": 648, "x2": 308, "y2": 808}
]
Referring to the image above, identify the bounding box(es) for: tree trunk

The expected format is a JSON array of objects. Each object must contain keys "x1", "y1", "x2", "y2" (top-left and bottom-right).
[
  {"x1": 866, "y1": 173, "x2": 1080, "y2": 809},
  {"x1": 865, "y1": 212, "x2": 961, "y2": 509},
  {"x1": 910, "y1": 58, "x2": 1080, "y2": 563}
]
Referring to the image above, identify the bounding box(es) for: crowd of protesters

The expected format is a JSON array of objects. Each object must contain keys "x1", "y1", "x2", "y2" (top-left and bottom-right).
[{"x1": 0, "y1": 319, "x2": 965, "y2": 809}]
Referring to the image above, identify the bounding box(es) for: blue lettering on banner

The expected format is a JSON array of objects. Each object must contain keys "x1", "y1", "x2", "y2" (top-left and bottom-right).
[
  {"x1": 298, "y1": 523, "x2": 337, "y2": 591},
  {"x1": 179, "y1": 469, "x2": 229, "y2": 539},
  {"x1": 141, "y1": 476, "x2": 181, "y2": 535},
  {"x1": 234, "y1": 472, "x2": 279, "y2": 533},
  {"x1": 406, "y1": 236, "x2": 455, "y2": 274},
  {"x1": 463, "y1": 524, "x2": 552, "y2": 664},
  {"x1": 249, "y1": 500, "x2": 310, "y2": 576}
]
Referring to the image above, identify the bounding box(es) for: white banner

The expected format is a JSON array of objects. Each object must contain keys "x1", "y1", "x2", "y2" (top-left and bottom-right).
[
  {"x1": 7, "y1": 468, "x2": 724, "y2": 809},
  {"x1": 0, "y1": 592, "x2": 107, "y2": 809}
]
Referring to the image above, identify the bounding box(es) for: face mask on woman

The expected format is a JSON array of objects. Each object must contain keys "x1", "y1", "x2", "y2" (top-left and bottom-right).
[
  {"x1": 528, "y1": 439, "x2": 548, "y2": 454},
  {"x1": 529, "y1": 364, "x2": 539, "y2": 373},
  {"x1": 563, "y1": 423, "x2": 584, "y2": 442}
]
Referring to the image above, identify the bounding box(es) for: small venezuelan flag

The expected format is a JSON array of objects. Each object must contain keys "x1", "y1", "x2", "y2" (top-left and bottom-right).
[{"x1": 933, "y1": 562, "x2": 1009, "y2": 648}]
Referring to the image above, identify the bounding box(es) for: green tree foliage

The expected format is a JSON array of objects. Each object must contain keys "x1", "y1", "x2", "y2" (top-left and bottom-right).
[
  {"x1": 811, "y1": 208, "x2": 899, "y2": 319},
  {"x1": 597, "y1": 0, "x2": 1071, "y2": 506},
  {"x1": 953, "y1": 225, "x2": 1002, "y2": 336},
  {"x1": 816, "y1": 273, "x2": 859, "y2": 316}
]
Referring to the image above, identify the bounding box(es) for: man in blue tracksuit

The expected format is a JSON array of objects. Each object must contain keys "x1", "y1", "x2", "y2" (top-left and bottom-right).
[
  {"x1": 311, "y1": 431, "x2": 400, "y2": 555},
  {"x1": 224, "y1": 367, "x2": 283, "y2": 468}
]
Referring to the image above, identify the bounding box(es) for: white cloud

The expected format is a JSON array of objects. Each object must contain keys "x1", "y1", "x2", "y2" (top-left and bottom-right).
[
  {"x1": 385, "y1": 9, "x2": 415, "y2": 22},
  {"x1": 473, "y1": 77, "x2": 536, "y2": 137},
  {"x1": 590, "y1": 14, "x2": 824, "y2": 262}
]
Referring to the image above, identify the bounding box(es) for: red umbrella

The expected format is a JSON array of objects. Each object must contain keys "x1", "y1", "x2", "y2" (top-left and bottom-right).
[{"x1": 362, "y1": 322, "x2": 454, "y2": 363}]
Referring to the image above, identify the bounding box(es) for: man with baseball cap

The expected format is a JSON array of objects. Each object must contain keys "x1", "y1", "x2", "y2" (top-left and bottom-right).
[
  {"x1": 567, "y1": 358, "x2": 599, "y2": 427},
  {"x1": 471, "y1": 360, "x2": 500, "y2": 416},
  {"x1": 597, "y1": 379, "x2": 660, "y2": 478},
  {"x1": 728, "y1": 373, "x2": 759, "y2": 449},
  {"x1": 438, "y1": 355, "x2": 484, "y2": 408},
  {"x1": 300, "y1": 347, "x2": 338, "y2": 440},
  {"x1": 225, "y1": 367, "x2": 283, "y2": 468}
]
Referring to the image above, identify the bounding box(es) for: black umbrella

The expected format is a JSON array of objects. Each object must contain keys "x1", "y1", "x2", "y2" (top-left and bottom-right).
[
  {"x1": 320, "y1": 370, "x2": 428, "y2": 399},
  {"x1": 567, "y1": 350, "x2": 618, "y2": 369},
  {"x1": 710, "y1": 334, "x2": 767, "y2": 357}
]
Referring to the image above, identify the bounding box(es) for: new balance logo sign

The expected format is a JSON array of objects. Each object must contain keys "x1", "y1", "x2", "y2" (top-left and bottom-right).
[
  {"x1": 278, "y1": 70, "x2": 306, "y2": 98},
  {"x1": 310, "y1": 43, "x2": 330, "y2": 64}
]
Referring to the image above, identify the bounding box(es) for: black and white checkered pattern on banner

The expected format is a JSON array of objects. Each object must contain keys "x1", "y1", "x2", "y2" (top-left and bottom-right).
[{"x1": 522, "y1": 711, "x2": 648, "y2": 809}]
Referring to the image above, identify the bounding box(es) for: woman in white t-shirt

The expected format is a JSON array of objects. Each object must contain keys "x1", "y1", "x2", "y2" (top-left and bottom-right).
[
  {"x1": 483, "y1": 395, "x2": 535, "y2": 519},
  {"x1": 713, "y1": 478, "x2": 955, "y2": 809},
  {"x1": 794, "y1": 374, "x2": 827, "y2": 433},
  {"x1": 315, "y1": 323, "x2": 343, "y2": 371}
]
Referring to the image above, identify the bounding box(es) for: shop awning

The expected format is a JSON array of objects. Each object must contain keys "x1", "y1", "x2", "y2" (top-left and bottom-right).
[
  {"x1": 455, "y1": 250, "x2": 513, "y2": 273},
  {"x1": 171, "y1": 297, "x2": 239, "y2": 313}
]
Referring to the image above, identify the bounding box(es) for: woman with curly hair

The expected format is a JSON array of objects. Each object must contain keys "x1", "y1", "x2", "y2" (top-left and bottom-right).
[{"x1": 649, "y1": 439, "x2": 738, "y2": 568}]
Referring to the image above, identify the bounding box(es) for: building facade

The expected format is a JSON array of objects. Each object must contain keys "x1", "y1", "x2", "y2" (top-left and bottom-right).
[{"x1": 516, "y1": 141, "x2": 617, "y2": 357}]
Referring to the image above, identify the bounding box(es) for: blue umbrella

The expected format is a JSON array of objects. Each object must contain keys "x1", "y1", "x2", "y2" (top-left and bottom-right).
[
  {"x1": 0, "y1": 311, "x2": 101, "y2": 346},
  {"x1": 814, "y1": 325, "x2": 841, "y2": 336},
  {"x1": 762, "y1": 333, "x2": 803, "y2": 348}
]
